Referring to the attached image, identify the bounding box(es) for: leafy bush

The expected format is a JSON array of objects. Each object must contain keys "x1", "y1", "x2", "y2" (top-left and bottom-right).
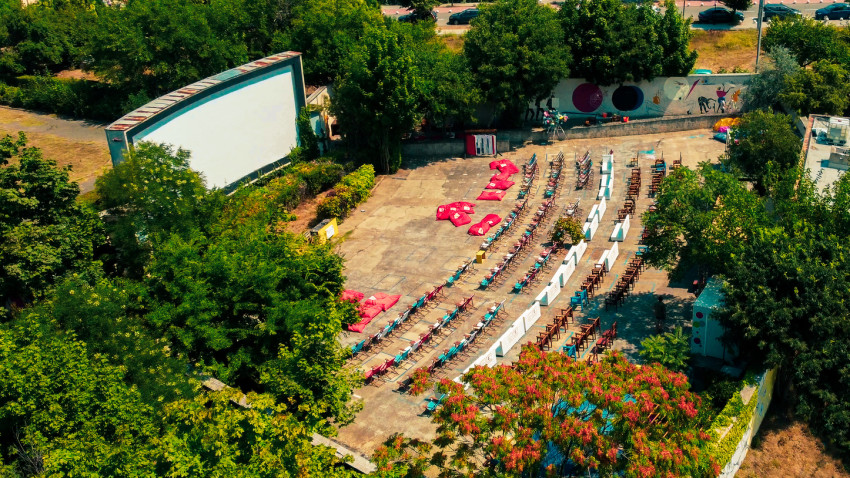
[
  {"x1": 639, "y1": 327, "x2": 691, "y2": 373},
  {"x1": 551, "y1": 216, "x2": 584, "y2": 245},
  {"x1": 0, "y1": 76, "x2": 128, "y2": 120},
  {"x1": 317, "y1": 164, "x2": 375, "y2": 220}
]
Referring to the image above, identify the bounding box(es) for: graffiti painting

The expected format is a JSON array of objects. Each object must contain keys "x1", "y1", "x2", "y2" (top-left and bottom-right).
[{"x1": 533, "y1": 74, "x2": 750, "y2": 120}]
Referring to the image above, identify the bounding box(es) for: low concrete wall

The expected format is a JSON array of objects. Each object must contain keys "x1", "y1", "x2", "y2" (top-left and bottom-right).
[{"x1": 402, "y1": 114, "x2": 731, "y2": 158}]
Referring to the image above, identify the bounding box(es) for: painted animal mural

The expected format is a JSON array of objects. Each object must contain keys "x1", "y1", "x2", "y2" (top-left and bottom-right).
[{"x1": 534, "y1": 74, "x2": 750, "y2": 120}]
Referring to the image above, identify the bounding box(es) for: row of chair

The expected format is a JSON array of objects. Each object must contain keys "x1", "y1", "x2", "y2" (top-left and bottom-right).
[
  {"x1": 351, "y1": 284, "x2": 445, "y2": 357},
  {"x1": 604, "y1": 256, "x2": 645, "y2": 310},
  {"x1": 480, "y1": 227, "x2": 537, "y2": 289},
  {"x1": 514, "y1": 245, "x2": 558, "y2": 293},
  {"x1": 535, "y1": 306, "x2": 574, "y2": 350},
  {"x1": 446, "y1": 258, "x2": 476, "y2": 287},
  {"x1": 480, "y1": 199, "x2": 527, "y2": 254},
  {"x1": 576, "y1": 150, "x2": 593, "y2": 190},
  {"x1": 627, "y1": 167, "x2": 641, "y2": 198},
  {"x1": 562, "y1": 317, "x2": 602, "y2": 359},
  {"x1": 544, "y1": 152, "x2": 565, "y2": 199},
  {"x1": 580, "y1": 264, "x2": 607, "y2": 298},
  {"x1": 586, "y1": 322, "x2": 618, "y2": 364},
  {"x1": 649, "y1": 159, "x2": 666, "y2": 197},
  {"x1": 399, "y1": 301, "x2": 506, "y2": 396},
  {"x1": 363, "y1": 294, "x2": 476, "y2": 383},
  {"x1": 518, "y1": 154, "x2": 539, "y2": 199}
]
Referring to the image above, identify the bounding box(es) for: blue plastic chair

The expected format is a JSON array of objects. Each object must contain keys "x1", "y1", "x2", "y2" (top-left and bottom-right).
[{"x1": 351, "y1": 340, "x2": 364, "y2": 355}]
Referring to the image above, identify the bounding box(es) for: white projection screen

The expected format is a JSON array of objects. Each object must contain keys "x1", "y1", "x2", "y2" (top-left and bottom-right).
[
  {"x1": 105, "y1": 52, "x2": 306, "y2": 191},
  {"x1": 134, "y1": 67, "x2": 298, "y2": 189}
]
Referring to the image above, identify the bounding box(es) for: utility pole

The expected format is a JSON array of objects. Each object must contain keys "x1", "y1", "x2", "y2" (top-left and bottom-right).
[{"x1": 755, "y1": 0, "x2": 765, "y2": 72}]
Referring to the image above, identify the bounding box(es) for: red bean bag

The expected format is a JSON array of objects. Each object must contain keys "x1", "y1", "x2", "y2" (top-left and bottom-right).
[
  {"x1": 476, "y1": 191, "x2": 506, "y2": 201},
  {"x1": 373, "y1": 292, "x2": 401, "y2": 311},
  {"x1": 447, "y1": 201, "x2": 475, "y2": 213},
  {"x1": 482, "y1": 214, "x2": 502, "y2": 226},
  {"x1": 491, "y1": 171, "x2": 514, "y2": 182},
  {"x1": 436, "y1": 205, "x2": 452, "y2": 220},
  {"x1": 489, "y1": 159, "x2": 519, "y2": 175},
  {"x1": 468, "y1": 222, "x2": 491, "y2": 236},
  {"x1": 485, "y1": 180, "x2": 515, "y2": 190},
  {"x1": 449, "y1": 211, "x2": 472, "y2": 226}
]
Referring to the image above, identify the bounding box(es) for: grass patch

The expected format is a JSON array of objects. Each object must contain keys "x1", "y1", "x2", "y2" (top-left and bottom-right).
[
  {"x1": 690, "y1": 29, "x2": 758, "y2": 73},
  {"x1": 442, "y1": 33, "x2": 464, "y2": 53}
]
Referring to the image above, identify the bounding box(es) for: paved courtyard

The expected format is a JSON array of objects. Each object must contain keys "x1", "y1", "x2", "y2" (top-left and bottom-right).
[{"x1": 333, "y1": 129, "x2": 726, "y2": 456}]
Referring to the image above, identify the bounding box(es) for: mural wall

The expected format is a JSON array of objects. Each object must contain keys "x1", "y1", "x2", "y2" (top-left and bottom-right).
[{"x1": 527, "y1": 74, "x2": 752, "y2": 120}]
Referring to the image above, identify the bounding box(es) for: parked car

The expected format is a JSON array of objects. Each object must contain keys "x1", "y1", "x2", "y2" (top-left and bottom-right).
[
  {"x1": 698, "y1": 7, "x2": 744, "y2": 24},
  {"x1": 448, "y1": 8, "x2": 480, "y2": 25},
  {"x1": 398, "y1": 10, "x2": 437, "y2": 23},
  {"x1": 761, "y1": 4, "x2": 801, "y2": 21},
  {"x1": 815, "y1": 3, "x2": 850, "y2": 20}
]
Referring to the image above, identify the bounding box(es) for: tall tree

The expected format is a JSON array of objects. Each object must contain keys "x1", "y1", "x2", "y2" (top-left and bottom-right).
[
  {"x1": 725, "y1": 109, "x2": 802, "y2": 195},
  {"x1": 0, "y1": 132, "x2": 104, "y2": 305},
  {"x1": 743, "y1": 46, "x2": 800, "y2": 112},
  {"x1": 373, "y1": 347, "x2": 718, "y2": 477},
  {"x1": 780, "y1": 60, "x2": 850, "y2": 116},
  {"x1": 95, "y1": 142, "x2": 219, "y2": 275},
  {"x1": 465, "y1": 0, "x2": 570, "y2": 125},
  {"x1": 642, "y1": 163, "x2": 770, "y2": 278},
  {"x1": 763, "y1": 16, "x2": 850, "y2": 67},
  {"x1": 657, "y1": 0, "x2": 698, "y2": 76},
  {"x1": 281, "y1": 0, "x2": 384, "y2": 85},
  {"x1": 332, "y1": 25, "x2": 421, "y2": 173}
]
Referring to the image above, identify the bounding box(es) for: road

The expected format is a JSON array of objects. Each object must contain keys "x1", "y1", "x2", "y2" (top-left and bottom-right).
[{"x1": 381, "y1": 0, "x2": 850, "y2": 32}]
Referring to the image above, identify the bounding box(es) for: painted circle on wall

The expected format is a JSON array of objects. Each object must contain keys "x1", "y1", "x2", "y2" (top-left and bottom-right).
[
  {"x1": 663, "y1": 77, "x2": 690, "y2": 101},
  {"x1": 572, "y1": 83, "x2": 604, "y2": 113},
  {"x1": 696, "y1": 311, "x2": 704, "y2": 319},
  {"x1": 611, "y1": 85, "x2": 644, "y2": 111}
]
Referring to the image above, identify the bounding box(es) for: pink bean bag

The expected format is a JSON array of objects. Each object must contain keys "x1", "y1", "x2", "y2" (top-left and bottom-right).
[{"x1": 482, "y1": 214, "x2": 502, "y2": 226}]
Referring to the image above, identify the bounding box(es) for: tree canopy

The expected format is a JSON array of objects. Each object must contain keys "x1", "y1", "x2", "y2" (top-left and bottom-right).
[
  {"x1": 763, "y1": 16, "x2": 850, "y2": 67},
  {"x1": 0, "y1": 133, "x2": 104, "y2": 305},
  {"x1": 332, "y1": 25, "x2": 421, "y2": 173},
  {"x1": 374, "y1": 347, "x2": 718, "y2": 477},
  {"x1": 724, "y1": 110, "x2": 802, "y2": 195},
  {"x1": 464, "y1": 0, "x2": 570, "y2": 125}
]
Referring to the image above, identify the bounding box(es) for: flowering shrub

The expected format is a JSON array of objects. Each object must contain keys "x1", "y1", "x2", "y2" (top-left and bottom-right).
[{"x1": 373, "y1": 346, "x2": 718, "y2": 477}]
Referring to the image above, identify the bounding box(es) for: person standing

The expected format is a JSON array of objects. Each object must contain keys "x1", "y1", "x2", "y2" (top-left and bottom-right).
[{"x1": 653, "y1": 296, "x2": 667, "y2": 333}]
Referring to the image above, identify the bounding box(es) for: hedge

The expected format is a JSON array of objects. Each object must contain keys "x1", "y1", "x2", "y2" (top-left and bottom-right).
[
  {"x1": 223, "y1": 160, "x2": 345, "y2": 226},
  {"x1": 316, "y1": 165, "x2": 376, "y2": 220},
  {"x1": 0, "y1": 76, "x2": 129, "y2": 120},
  {"x1": 704, "y1": 370, "x2": 760, "y2": 469}
]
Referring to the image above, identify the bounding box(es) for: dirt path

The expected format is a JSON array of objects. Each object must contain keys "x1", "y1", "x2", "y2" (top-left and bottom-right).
[{"x1": 0, "y1": 106, "x2": 110, "y2": 192}]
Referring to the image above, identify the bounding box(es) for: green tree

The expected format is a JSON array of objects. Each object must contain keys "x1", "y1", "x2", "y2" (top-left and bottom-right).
[
  {"x1": 640, "y1": 327, "x2": 691, "y2": 373},
  {"x1": 282, "y1": 0, "x2": 384, "y2": 85},
  {"x1": 763, "y1": 16, "x2": 850, "y2": 67},
  {"x1": 398, "y1": 0, "x2": 440, "y2": 17},
  {"x1": 779, "y1": 61, "x2": 850, "y2": 116},
  {"x1": 560, "y1": 0, "x2": 692, "y2": 85},
  {"x1": 551, "y1": 215, "x2": 584, "y2": 246},
  {"x1": 743, "y1": 46, "x2": 800, "y2": 112},
  {"x1": 465, "y1": 0, "x2": 570, "y2": 125},
  {"x1": 397, "y1": 22, "x2": 479, "y2": 132},
  {"x1": 0, "y1": 132, "x2": 105, "y2": 304},
  {"x1": 642, "y1": 163, "x2": 770, "y2": 277},
  {"x1": 373, "y1": 347, "x2": 718, "y2": 477},
  {"x1": 95, "y1": 142, "x2": 219, "y2": 275},
  {"x1": 143, "y1": 221, "x2": 360, "y2": 429},
  {"x1": 25, "y1": 273, "x2": 195, "y2": 404},
  {"x1": 332, "y1": 25, "x2": 421, "y2": 173},
  {"x1": 725, "y1": 109, "x2": 802, "y2": 195},
  {"x1": 87, "y1": 0, "x2": 249, "y2": 95},
  {"x1": 657, "y1": 0, "x2": 698, "y2": 76},
  {"x1": 153, "y1": 389, "x2": 355, "y2": 477},
  {"x1": 0, "y1": 314, "x2": 160, "y2": 476}
]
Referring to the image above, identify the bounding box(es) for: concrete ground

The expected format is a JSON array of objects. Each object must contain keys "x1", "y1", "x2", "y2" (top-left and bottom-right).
[{"x1": 333, "y1": 128, "x2": 726, "y2": 456}]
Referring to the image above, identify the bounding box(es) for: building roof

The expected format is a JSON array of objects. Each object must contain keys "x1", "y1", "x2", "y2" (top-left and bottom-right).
[
  {"x1": 105, "y1": 51, "x2": 301, "y2": 133},
  {"x1": 803, "y1": 115, "x2": 850, "y2": 192}
]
